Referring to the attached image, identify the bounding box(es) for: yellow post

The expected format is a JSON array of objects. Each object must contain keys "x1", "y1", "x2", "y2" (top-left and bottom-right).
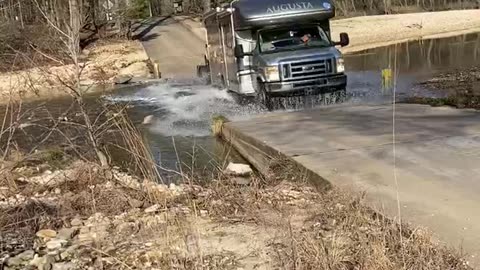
[
  {"x1": 211, "y1": 115, "x2": 229, "y2": 137},
  {"x1": 153, "y1": 63, "x2": 161, "y2": 79},
  {"x1": 381, "y1": 68, "x2": 393, "y2": 93}
]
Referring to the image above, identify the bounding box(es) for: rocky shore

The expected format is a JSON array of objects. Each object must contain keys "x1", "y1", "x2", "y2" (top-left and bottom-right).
[{"x1": 0, "y1": 157, "x2": 472, "y2": 270}]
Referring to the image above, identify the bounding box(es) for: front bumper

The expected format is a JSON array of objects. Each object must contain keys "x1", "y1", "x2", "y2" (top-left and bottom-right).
[{"x1": 265, "y1": 74, "x2": 347, "y2": 97}]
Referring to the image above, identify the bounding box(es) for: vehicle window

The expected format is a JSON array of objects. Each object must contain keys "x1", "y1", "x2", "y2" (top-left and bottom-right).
[{"x1": 259, "y1": 26, "x2": 331, "y2": 53}]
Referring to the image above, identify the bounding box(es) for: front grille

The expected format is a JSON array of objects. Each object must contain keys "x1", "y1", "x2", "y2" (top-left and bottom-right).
[{"x1": 282, "y1": 58, "x2": 334, "y2": 81}]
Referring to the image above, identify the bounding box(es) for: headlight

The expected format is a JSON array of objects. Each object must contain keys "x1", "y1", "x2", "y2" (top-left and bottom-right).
[
  {"x1": 264, "y1": 66, "x2": 280, "y2": 82},
  {"x1": 336, "y1": 57, "x2": 345, "y2": 73}
]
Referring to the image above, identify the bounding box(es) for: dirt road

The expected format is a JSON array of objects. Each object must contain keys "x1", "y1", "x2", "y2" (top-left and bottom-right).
[{"x1": 139, "y1": 17, "x2": 205, "y2": 79}]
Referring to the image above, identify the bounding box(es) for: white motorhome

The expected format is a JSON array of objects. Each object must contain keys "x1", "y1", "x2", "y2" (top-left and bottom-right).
[{"x1": 197, "y1": 0, "x2": 349, "y2": 106}]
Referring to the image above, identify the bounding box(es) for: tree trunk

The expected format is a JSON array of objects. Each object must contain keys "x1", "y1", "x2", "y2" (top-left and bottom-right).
[
  {"x1": 69, "y1": 0, "x2": 81, "y2": 61},
  {"x1": 202, "y1": 0, "x2": 210, "y2": 13}
]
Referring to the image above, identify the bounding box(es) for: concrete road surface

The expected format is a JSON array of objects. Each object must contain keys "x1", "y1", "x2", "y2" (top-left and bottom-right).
[
  {"x1": 136, "y1": 17, "x2": 205, "y2": 79},
  {"x1": 223, "y1": 104, "x2": 480, "y2": 267}
]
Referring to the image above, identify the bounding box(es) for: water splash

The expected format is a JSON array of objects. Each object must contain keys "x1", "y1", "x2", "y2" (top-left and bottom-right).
[{"x1": 105, "y1": 82, "x2": 266, "y2": 137}]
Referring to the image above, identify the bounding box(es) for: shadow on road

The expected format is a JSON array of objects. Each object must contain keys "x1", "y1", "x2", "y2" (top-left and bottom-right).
[
  {"x1": 132, "y1": 16, "x2": 170, "y2": 41},
  {"x1": 140, "y1": 33, "x2": 161, "y2": 42}
]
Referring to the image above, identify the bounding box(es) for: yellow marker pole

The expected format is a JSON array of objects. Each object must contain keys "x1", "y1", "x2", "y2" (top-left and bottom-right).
[{"x1": 382, "y1": 68, "x2": 393, "y2": 93}]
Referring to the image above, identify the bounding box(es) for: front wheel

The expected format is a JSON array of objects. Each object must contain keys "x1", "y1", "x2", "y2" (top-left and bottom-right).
[{"x1": 257, "y1": 82, "x2": 272, "y2": 110}]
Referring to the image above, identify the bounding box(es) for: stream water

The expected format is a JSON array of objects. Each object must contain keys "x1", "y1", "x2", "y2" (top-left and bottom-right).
[{"x1": 3, "y1": 32, "x2": 480, "y2": 182}]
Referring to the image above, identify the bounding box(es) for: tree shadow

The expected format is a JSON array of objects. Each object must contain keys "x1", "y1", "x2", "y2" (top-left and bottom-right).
[
  {"x1": 132, "y1": 16, "x2": 171, "y2": 41},
  {"x1": 139, "y1": 33, "x2": 161, "y2": 42}
]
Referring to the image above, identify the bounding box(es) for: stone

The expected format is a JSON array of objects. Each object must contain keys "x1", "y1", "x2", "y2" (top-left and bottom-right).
[
  {"x1": 54, "y1": 188, "x2": 61, "y2": 194},
  {"x1": 6, "y1": 255, "x2": 23, "y2": 266},
  {"x1": 224, "y1": 162, "x2": 253, "y2": 177},
  {"x1": 118, "y1": 62, "x2": 150, "y2": 78},
  {"x1": 70, "y1": 218, "x2": 83, "y2": 227},
  {"x1": 144, "y1": 204, "x2": 160, "y2": 213},
  {"x1": 30, "y1": 255, "x2": 54, "y2": 270},
  {"x1": 17, "y1": 250, "x2": 34, "y2": 261},
  {"x1": 78, "y1": 232, "x2": 95, "y2": 245},
  {"x1": 231, "y1": 177, "x2": 251, "y2": 186},
  {"x1": 46, "y1": 239, "x2": 67, "y2": 250},
  {"x1": 52, "y1": 262, "x2": 76, "y2": 270},
  {"x1": 113, "y1": 75, "x2": 132, "y2": 85},
  {"x1": 142, "y1": 115, "x2": 154, "y2": 125},
  {"x1": 128, "y1": 198, "x2": 143, "y2": 208},
  {"x1": 36, "y1": 229, "x2": 57, "y2": 239},
  {"x1": 57, "y1": 228, "x2": 77, "y2": 240},
  {"x1": 199, "y1": 210, "x2": 208, "y2": 217},
  {"x1": 60, "y1": 245, "x2": 79, "y2": 260}
]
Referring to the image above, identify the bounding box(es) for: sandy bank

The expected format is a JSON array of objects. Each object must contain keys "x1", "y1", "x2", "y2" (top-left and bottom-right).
[
  {"x1": 0, "y1": 40, "x2": 151, "y2": 102},
  {"x1": 333, "y1": 9, "x2": 480, "y2": 53}
]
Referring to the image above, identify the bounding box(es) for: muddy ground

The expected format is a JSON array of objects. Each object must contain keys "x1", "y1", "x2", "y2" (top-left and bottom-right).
[{"x1": 410, "y1": 66, "x2": 480, "y2": 109}]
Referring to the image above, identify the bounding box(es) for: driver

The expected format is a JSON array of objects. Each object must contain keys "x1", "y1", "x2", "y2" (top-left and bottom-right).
[{"x1": 301, "y1": 34, "x2": 312, "y2": 43}]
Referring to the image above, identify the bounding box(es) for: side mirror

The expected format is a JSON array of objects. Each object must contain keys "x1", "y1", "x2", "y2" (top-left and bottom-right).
[
  {"x1": 234, "y1": 44, "x2": 245, "y2": 58},
  {"x1": 336, "y1": 32, "x2": 350, "y2": 47}
]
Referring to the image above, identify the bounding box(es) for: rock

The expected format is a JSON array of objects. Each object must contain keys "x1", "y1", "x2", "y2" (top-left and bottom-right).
[
  {"x1": 57, "y1": 228, "x2": 77, "y2": 240},
  {"x1": 6, "y1": 250, "x2": 35, "y2": 266},
  {"x1": 169, "y1": 183, "x2": 184, "y2": 195},
  {"x1": 30, "y1": 255, "x2": 54, "y2": 270},
  {"x1": 52, "y1": 262, "x2": 76, "y2": 270},
  {"x1": 46, "y1": 239, "x2": 67, "y2": 250},
  {"x1": 144, "y1": 204, "x2": 160, "y2": 213},
  {"x1": 6, "y1": 255, "x2": 23, "y2": 266},
  {"x1": 70, "y1": 218, "x2": 83, "y2": 227},
  {"x1": 54, "y1": 188, "x2": 61, "y2": 194},
  {"x1": 36, "y1": 229, "x2": 57, "y2": 239},
  {"x1": 80, "y1": 79, "x2": 96, "y2": 86},
  {"x1": 224, "y1": 162, "x2": 253, "y2": 177},
  {"x1": 118, "y1": 62, "x2": 150, "y2": 78},
  {"x1": 114, "y1": 75, "x2": 133, "y2": 84},
  {"x1": 142, "y1": 115, "x2": 154, "y2": 125},
  {"x1": 60, "y1": 244, "x2": 79, "y2": 260},
  {"x1": 128, "y1": 198, "x2": 144, "y2": 208},
  {"x1": 77, "y1": 232, "x2": 95, "y2": 245},
  {"x1": 17, "y1": 250, "x2": 34, "y2": 261},
  {"x1": 231, "y1": 177, "x2": 251, "y2": 186},
  {"x1": 199, "y1": 210, "x2": 208, "y2": 217}
]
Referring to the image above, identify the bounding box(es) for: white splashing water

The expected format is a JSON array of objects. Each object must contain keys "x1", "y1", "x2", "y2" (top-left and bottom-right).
[{"x1": 105, "y1": 82, "x2": 265, "y2": 137}]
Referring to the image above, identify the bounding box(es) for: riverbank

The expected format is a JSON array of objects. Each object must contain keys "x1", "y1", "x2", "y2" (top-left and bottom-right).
[
  {"x1": 0, "y1": 154, "x2": 471, "y2": 269},
  {"x1": 410, "y1": 66, "x2": 480, "y2": 109},
  {"x1": 0, "y1": 40, "x2": 151, "y2": 103},
  {"x1": 334, "y1": 9, "x2": 480, "y2": 53}
]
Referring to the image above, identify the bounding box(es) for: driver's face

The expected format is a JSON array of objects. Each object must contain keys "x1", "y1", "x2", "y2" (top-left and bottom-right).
[{"x1": 301, "y1": 34, "x2": 311, "y2": 43}]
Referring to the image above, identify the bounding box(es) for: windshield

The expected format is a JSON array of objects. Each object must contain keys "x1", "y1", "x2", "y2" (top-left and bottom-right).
[{"x1": 259, "y1": 26, "x2": 331, "y2": 53}]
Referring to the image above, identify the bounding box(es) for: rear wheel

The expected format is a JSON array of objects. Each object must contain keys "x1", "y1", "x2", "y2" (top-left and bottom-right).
[{"x1": 196, "y1": 65, "x2": 210, "y2": 84}]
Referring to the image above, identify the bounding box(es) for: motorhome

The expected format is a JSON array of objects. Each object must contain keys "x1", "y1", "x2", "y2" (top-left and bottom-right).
[{"x1": 197, "y1": 0, "x2": 349, "y2": 106}]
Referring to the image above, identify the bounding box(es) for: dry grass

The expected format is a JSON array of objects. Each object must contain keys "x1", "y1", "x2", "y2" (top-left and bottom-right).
[{"x1": 185, "y1": 157, "x2": 471, "y2": 270}]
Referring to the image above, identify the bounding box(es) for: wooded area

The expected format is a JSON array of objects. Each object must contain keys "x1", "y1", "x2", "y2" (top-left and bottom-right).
[{"x1": 0, "y1": 0, "x2": 477, "y2": 72}]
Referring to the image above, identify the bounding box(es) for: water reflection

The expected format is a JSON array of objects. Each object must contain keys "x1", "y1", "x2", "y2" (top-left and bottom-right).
[{"x1": 345, "y1": 32, "x2": 480, "y2": 100}]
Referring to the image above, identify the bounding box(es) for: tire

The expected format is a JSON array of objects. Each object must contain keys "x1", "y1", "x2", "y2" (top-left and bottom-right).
[
  {"x1": 257, "y1": 82, "x2": 272, "y2": 110},
  {"x1": 196, "y1": 65, "x2": 210, "y2": 84}
]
